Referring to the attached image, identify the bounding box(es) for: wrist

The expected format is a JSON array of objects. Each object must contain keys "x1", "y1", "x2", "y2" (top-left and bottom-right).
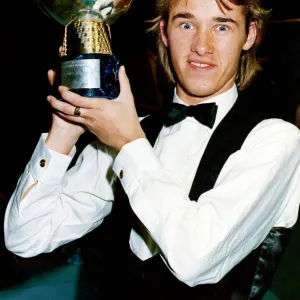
[
  {"x1": 116, "y1": 133, "x2": 146, "y2": 152},
  {"x1": 45, "y1": 129, "x2": 79, "y2": 155}
]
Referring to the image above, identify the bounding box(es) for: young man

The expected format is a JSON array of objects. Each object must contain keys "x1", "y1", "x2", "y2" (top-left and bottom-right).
[{"x1": 5, "y1": 0, "x2": 300, "y2": 299}]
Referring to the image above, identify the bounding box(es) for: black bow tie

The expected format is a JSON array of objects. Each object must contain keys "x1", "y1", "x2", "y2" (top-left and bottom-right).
[{"x1": 164, "y1": 102, "x2": 218, "y2": 128}]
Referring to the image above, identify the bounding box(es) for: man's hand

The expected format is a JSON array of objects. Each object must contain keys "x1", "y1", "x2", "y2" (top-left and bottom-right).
[
  {"x1": 46, "y1": 69, "x2": 86, "y2": 155},
  {"x1": 48, "y1": 66, "x2": 146, "y2": 151}
]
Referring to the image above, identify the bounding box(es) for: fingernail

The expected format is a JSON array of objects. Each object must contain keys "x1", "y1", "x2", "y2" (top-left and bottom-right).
[{"x1": 47, "y1": 96, "x2": 51, "y2": 101}]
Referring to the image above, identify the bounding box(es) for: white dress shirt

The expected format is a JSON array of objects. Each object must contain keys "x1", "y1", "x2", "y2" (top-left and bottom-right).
[{"x1": 4, "y1": 84, "x2": 300, "y2": 287}]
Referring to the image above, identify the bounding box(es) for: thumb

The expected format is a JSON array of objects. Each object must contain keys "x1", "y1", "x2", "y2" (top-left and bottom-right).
[
  {"x1": 118, "y1": 65, "x2": 133, "y2": 103},
  {"x1": 48, "y1": 69, "x2": 56, "y2": 86}
]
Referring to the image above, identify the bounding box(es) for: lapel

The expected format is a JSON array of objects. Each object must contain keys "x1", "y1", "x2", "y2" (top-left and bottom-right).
[{"x1": 189, "y1": 89, "x2": 268, "y2": 200}]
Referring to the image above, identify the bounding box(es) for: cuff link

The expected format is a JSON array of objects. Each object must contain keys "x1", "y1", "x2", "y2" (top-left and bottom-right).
[{"x1": 39, "y1": 159, "x2": 46, "y2": 167}]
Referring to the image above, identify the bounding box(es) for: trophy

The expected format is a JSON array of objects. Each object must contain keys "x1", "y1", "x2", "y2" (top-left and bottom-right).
[{"x1": 36, "y1": 0, "x2": 132, "y2": 99}]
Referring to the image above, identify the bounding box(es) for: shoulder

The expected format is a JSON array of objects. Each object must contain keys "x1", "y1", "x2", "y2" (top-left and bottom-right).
[{"x1": 243, "y1": 119, "x2": 300, "y2": 151}]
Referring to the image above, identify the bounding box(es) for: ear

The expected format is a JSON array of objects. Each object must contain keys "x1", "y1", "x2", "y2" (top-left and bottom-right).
[
  {"x1": 160, "y1": 19, "x2": 169, "y2": 47},
  {"x1": 242, "y1": 22, "x2": 257, "y2": 51}
]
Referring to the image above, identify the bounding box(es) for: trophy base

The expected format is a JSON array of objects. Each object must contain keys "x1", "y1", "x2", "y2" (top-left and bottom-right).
[
  {"x1": 69, "y1": 87, "x2": 118, "y2": 99},
  {"x1": 60, "y1": 53, "x2": 120, "y2": 100}
]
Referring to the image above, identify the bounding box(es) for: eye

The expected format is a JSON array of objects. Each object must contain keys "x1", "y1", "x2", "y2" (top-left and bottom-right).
[
  {"x1": 181, "y1": 23, "x2": 194, "y2": 30},
  {"x1": 216, "y1": 25, "x2": 229, "y2": 32}
]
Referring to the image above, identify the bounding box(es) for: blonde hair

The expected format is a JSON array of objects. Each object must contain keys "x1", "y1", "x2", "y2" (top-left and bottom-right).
[{"x1": 147, "y1": 0, "x2": 271, "y2": 90}]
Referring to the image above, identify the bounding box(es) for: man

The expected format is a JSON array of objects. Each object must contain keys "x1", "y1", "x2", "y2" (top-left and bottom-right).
[{"x1": 4, "y1": 0, "x2": 300, "y2": 299}]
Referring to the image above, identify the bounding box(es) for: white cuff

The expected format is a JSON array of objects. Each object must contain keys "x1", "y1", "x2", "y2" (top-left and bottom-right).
[
  {"x1": 113, "y1": 138, "x2": 162, "y2": 194},
  {"x1": 29, "y1": 134, "x2": 76, "y2": 184}
]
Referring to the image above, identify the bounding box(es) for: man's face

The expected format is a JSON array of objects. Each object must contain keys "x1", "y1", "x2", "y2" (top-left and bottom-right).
[{"x1": 160, "y1": 0, "x2": 257, "y2": 104}]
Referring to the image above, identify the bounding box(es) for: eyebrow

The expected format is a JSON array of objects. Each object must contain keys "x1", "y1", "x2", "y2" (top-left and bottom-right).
[
  {"x1": 213, "y1": 17, "x2": 237, "y2": 24},
  {"x1": 172, "y1": 13, "x2": 195, "y2": 21},
  {"x1": 172, "y1": 13, "x2": 237, "y2": 25}
]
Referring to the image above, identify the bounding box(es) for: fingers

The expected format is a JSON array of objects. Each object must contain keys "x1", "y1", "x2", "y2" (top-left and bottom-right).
[
  {"x1": 58, "y1": 86, "x2": 97, "y2": 109},
  {"x1": 47, "y1": 94, "x2": 86, "y2": 120},
  {"x1": 55, "y1": 111, "x2": 86, "y2": 124}
]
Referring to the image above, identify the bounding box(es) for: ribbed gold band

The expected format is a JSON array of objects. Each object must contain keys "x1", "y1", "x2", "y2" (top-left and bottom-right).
[{"x1": 60, "y1": 20, "x2": 112, "y2": 56}]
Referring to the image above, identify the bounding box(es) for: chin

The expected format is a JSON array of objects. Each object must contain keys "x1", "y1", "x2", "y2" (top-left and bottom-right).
[{"x1": 186, "y1": 85, "x2": 217, "y2": 99}]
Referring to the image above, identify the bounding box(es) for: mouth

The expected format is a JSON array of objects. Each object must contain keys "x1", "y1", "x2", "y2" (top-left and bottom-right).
[
  {"x1": 188, "y1": 60, "x2": 216, "y2": 71},
  {"x1": 190, "y1": 62, "x2": 210, "y2": 68}
]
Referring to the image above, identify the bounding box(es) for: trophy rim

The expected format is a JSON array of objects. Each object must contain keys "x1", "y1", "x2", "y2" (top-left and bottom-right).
[{"x1": 35, "y1": 0, "x2": 133, "y2": 26}]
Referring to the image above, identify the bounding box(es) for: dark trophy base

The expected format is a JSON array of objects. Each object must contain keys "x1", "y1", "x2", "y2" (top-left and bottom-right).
[{"x1": 60, "y1": 53, "x2": 120, "y2": 100}]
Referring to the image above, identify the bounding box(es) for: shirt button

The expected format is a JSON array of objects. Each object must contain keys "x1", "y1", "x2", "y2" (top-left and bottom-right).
[
  {"x1": 119, "y1": 169, "x2": 124, "y2": 179},
  {"x1": 40, "y1": 159, "x2": 46, "y2": 167}
]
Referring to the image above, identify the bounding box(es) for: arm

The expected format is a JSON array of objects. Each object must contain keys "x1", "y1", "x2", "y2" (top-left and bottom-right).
[
  {"x1": 4, "y1": 66, "x2": 144, "y2": 258},
  {"x1": 113, "y1": 119, "x2": 300, "y2": 286},
  {"x1": 4, "y1": 134, "x2": 116, "y2": 258}
]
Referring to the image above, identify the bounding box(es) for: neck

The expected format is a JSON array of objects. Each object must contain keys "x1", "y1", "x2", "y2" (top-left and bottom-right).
[{"x1": 176, "y1": 82, "x2": 236, "y2": 105}]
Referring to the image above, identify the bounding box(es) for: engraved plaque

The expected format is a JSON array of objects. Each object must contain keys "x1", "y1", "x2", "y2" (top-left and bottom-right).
[{"x1": 61, "y1": 59, "x2": 101, "y2": 89}]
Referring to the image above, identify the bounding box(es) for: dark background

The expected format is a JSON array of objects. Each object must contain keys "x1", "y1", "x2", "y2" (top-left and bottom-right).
[{"x1": 1, "y1": 0, "x2": 300, "y2": 296}]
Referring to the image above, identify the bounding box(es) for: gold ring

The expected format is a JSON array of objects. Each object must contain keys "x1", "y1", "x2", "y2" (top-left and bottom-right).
[{"x1": 74, "y1": 107, "x2": 81, "y2": 117}]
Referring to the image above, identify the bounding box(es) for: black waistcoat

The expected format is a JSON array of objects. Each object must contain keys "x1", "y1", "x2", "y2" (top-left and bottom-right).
[{"x1": 80, "y1": 89, "x2": 292, "y2": 300}]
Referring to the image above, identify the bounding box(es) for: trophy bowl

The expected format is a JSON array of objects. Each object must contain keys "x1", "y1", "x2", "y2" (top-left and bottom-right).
[
  {"x1": 35, "y1": 0, "x2": 132, "y2": 26},
  {"x1": 36, "y1": 0, "x2": 133, "y2": 99}
]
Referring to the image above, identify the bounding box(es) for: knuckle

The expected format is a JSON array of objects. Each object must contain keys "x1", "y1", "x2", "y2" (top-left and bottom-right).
[
  {"x1": 62, "y1": 105, "x2": 70, "y2": 115},
  {"x1": 50, "y1": 99, "x2": 58, "y2": 109},
  {"x1": 48, "y1": 97, "x2": 54, "y2": 105},
  {"x1": 60, "y1": 88, "x2": 69, "y2": 98}
]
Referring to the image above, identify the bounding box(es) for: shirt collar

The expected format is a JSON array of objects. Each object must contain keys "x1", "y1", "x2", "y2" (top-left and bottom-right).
[{"x1": 173, "y1": 84, "x2": 238, "y2": 130}]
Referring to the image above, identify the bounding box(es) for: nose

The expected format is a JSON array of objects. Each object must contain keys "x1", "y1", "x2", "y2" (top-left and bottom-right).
[{"x1": 191, "y1": 30, "x2": 213, "y2": 56}]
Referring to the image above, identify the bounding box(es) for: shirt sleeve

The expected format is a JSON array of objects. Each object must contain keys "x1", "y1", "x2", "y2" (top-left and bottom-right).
[
  {"x1": 113, "y1": 119, "x2": 300, "y2": 286},
  {"x1": 4, "y1": 134, "x2": 117, "y2": 258}
]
